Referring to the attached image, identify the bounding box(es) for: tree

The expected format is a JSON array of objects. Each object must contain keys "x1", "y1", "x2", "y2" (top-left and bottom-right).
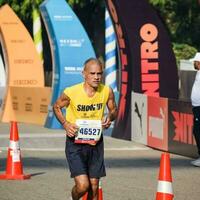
[{"x1": 149, "y1": 0, "x2": 199, "y2": 60}]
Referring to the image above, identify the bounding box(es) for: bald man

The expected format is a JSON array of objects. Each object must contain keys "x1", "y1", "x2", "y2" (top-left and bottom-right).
[{"x1": 53, "y1": 58, "x2": 117, "y2": 200}]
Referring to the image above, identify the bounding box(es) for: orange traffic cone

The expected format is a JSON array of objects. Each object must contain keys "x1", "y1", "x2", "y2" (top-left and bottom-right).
[
  {"x1": 0, "y1": 121, "x2": 31, "y2": 180},
  {"x1": 82, "y1": 180, "x2": 103, "y2": 200},
  {"x1": 156, "y1": 152, "x2": 174, "y2": 200},
  {"x1": 98, "y1": 180, "x2": 103, "y2": 200}
]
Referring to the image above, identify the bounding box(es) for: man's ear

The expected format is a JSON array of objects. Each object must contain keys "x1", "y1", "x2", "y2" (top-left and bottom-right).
[{"x1": 82, "y1": 70, "x2": 85, "y2": 79}]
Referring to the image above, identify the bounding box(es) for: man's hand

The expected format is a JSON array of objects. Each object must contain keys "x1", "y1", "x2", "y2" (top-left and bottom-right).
[
  {"x1": 63, "y1": 121, "x2": 79, "y2": 137},
  {"x1": 102, "y1": 116, "x2": 112, "y2": 129}
]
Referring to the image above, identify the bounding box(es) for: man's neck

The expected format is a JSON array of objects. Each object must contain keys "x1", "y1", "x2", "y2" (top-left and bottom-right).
[{"x1": 83, "y1": 83, "x2": 98, "y2": 97}]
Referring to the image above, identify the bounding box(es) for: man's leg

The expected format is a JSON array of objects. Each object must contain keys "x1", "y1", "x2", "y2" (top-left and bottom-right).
[
  {"x1": 193, "y1": 107, "x2": 200, "y2": 155},
  {"x1": 87, "y1": 178, "x2": 99, "y2": 200},
  {"x1": 72, "y1": 175, "x2": 90, "y2": 200}
]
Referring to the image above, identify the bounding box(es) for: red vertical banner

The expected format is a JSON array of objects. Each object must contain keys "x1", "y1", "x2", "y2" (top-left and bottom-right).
[{"x1": 147, "y1": 96, "x2": 168, "y2": 151}]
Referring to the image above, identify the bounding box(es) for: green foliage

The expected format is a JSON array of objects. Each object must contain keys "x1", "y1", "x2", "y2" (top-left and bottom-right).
[
  {"x1": 149, "y1": 0, "x2": 200, "y2": 50},
  {"x1": 149, "y1": 0, "x2": 168, "y2": 7},
  {"x1": 149, "y1": 0, "x2": 200, "y2": 66},
  {"x1": 173, "y1": 43, "x2": 197, "y2": 66},
  {"x1": 67, "y1": 0, "x2": 104, "y2": 8},
  {"x1": 0, "y1": 0, "x2": 43, "y2": 20}
]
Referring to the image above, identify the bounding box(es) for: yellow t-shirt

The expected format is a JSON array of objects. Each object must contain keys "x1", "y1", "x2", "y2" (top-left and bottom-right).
[{"x1": 64, "y1": 83, "x2": 109, "y2": 124}]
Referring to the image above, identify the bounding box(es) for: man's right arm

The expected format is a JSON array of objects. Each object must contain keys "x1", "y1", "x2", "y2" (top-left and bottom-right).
[
  {"x1": 53, "y1": 93, "x2": 70, "y2": 125},
  {"x1": 53, "y1": 93, "x2": 78, "y2": 137}
]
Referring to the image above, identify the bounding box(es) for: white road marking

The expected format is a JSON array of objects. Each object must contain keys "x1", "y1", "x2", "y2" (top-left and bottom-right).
[
  {"x1": 105, "y1": 147, "x2": 150, "y2": 151},
  {"x1": 0, "y1": 133, "x2": 65, "y2": 138},
  {"x1": 0, "y1": 146, "x2": 149, "y2": 152}
]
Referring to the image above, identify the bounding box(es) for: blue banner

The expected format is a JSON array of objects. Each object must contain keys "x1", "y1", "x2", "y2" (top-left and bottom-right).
[{"x1": 40, "y1": 0, "x2": 96, "y2": 128}]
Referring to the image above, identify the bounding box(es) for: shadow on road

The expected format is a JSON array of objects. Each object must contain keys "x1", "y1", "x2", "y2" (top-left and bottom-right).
[{"x1": 0, "y1": 156, "x2": 193, "y2": 171}]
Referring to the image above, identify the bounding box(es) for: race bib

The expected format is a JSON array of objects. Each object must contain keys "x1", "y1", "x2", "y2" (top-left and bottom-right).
[{"x1": 75, "y1": 119, "x2": 102, "y2": 145}]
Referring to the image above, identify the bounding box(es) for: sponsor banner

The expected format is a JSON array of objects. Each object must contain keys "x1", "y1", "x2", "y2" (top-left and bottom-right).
[
  {"x1": 147, "y1": 96, "x2": 168, "y2": 151},
  {"x1": 1, "y1": 87, "x2": 51, "y2": 125},
  {"x1": 0, "y1": 5, "x2": 45, "y2": 123},
  {"x1": 0, "y1": 5, "x2": 44, "y2": 87},
  {"x1": 106, "y1": 0, "x2": 132, "y2": 139},
  {"x1": 131, "y1": 92, "x2": 147, "y2": 145},
  {"x1": 40, "y1": 0, "x2": 96, "y2": 128},
  {"x1": 168, "y1": 99, "x2": 198, "y2": 158},
  {"x1": 106, "y1": 0, "x2": 178, "y2": 140}
]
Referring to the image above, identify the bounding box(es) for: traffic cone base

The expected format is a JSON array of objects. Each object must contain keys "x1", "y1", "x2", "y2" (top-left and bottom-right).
[
  {"x1": 0, "y1": 122, "x2": 31, "y2": 180},
  {"x1": 156, "y1": 192, "x2": 174, "y2": 200},
  {"x1": 0, "y1": 174, "x2": 31, "y2": 180}
]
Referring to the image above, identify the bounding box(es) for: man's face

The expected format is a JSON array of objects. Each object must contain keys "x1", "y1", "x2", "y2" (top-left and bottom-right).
[
  {"x1": 83, "y1": 61, "x2": 103, "y2": 88},
  {"x1": 194, "y1": 61, "x2": 200, "y2": 70}
]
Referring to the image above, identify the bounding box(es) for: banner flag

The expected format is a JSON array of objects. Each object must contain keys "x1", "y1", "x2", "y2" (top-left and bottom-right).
[
  {"x1": 0, "y1": 4, "x2": 46, "y2": 123},
  {"x1": 40, "y1": 0, "x2": 96, "y2": 128},
  {"x1": 106, "y1": 0, "x2": 178, "y2": 140},
  {"x1": 32, "y1": 5, "x2": 43, "y2": 61},
  {"x1": 105, "y1": 9, "x2": 117, "y2": 92}
]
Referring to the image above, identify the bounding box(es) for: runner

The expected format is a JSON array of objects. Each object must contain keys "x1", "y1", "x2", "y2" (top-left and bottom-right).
[{"x1": 53, "y1": 58, "x2": 118, "y2": 200}]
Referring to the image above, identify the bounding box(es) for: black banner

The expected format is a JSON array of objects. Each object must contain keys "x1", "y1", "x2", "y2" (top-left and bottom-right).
[
  {"x1": 106, "y1": 0, "x2": 179, "y2": 140},
  {"x1": 168, "y1": 99, "x2": 198, "y2": 158}
]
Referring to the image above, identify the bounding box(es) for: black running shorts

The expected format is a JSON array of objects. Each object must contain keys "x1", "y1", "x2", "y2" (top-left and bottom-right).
[{"x1": 65, "y1": 137, "x2": 106, "y2": 178}]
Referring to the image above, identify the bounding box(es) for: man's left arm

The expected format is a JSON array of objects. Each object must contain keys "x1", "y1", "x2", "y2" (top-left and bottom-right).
[{"x1": 102, "y1": 87, "x2": 118, "y2": 129}]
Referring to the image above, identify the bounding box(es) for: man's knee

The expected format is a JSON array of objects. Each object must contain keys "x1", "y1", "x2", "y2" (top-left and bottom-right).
[
  {"x1": 76, "y1": 180, "x2": 90, "y2": 194},
  {"x1": 91, "y1": 183, "x2": 98, "y2": 192},
  {"x1": 90, "y1": 179, "x2": 99, "y2": 194}
]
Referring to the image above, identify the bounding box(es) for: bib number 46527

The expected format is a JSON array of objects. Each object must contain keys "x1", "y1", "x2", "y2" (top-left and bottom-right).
[
  {"x1": 75, "y1": 119, "x2": 102, "y2": 145},
  {"x1": 79, "y1": 128, "x2": 101, "y2": 136}
]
